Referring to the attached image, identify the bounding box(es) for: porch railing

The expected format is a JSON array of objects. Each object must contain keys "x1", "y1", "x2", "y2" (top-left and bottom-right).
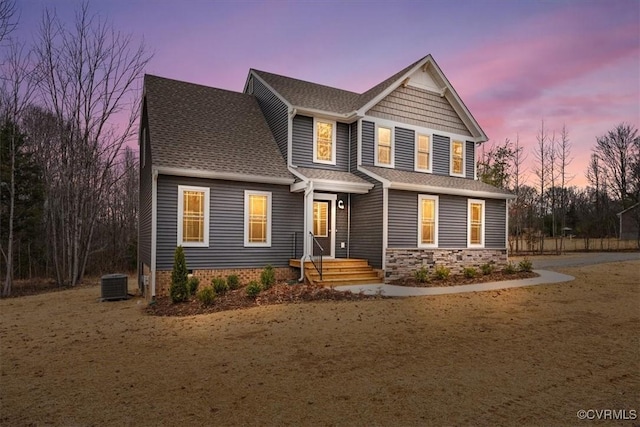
[
  {"x1": 291, "y1": 231, "x2": 304, "y2": 259},
  {"x1": 309, "y1": 232, "x2": 323, "y2": 281}
]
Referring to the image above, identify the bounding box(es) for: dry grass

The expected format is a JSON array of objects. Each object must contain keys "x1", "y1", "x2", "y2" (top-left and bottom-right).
[{"x1": 1, "y1": 261, "x2": 639, "y2": 426}]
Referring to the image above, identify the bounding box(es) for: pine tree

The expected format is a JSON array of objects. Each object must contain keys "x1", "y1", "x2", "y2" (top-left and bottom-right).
[{"x1": 170, "y1": 246, "x2": 188, "y2": 303}]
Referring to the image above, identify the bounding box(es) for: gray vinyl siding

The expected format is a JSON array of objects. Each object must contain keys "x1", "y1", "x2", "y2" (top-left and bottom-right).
[
  {"x1": 156, "y1": 175, "x2": 303, "y2": 270},
  {"x1": 350, "y1": 122, "x2": 358, "y2": 172},
  {"x1": 138, "y1": 105, "x2": 152, "y2": 267},
  {"x1": 438, "y1": 195, "x2": 467, "y2": 248},
  {"x1": 361, "y1": 120, "x2": 375, "y2": 166},
  {"x1": 252, "y1": 77, "x2": 289, "y2": 160},
  {"x1": 394, "y1": 127, "x2": 414, "y2": 171},
  {"x1": 366, "y1": 85, "x2": 472, "y2": 136},
  {"x1": 432, "y1": 134, "x2": 450, "y2": 176},
  {"x1": 388, "y1": 190, "x2": 417, "y2": 247},
  {"x1": 485, "y1": 199, "x2": 507, "y2": 248},
  {"x1": 466, "y1": 141, "x2": 475, "y2": 179},
  {"x1": 335, "y1": 193, "x2": 348, "y2": 258},
  {"x1": 291, "y1": 115, "x2": 349, "y2": 171},
  {"x1": 350, "y1": 182, "x2": 383, "y2": 268}
]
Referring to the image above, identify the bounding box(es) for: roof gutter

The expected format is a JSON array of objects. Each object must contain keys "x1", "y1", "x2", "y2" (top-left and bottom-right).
[{"x1": 154, "y1": 166, "x2": 295, "y2": 185}]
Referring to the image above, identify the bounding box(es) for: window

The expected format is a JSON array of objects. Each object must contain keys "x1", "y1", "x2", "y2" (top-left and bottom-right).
[
  {"x1": 416, "y1": 134, "x2": 431, "y2": 172},
  {"x1": 313, "y1": 201, "x2": 328, "y2": 237},
  {"x1": 376, "y1": 125, "x2": 393, "y2": 167},
  {"x1": 244, "y1": 190, "x2": 272, "y2": 247},
  {"x1": 468, "y1": 199, "x2": 485, "y2": 247},
  {"x1": 418, "y1": 195, "x2": 438, "y2": 248},
  {"x1": 177, "y1": 185, "x2": 210, "y2": 247},
  {"x1": 451, "y1": 140, "x2": 465, "y2": 176},
  {"x1": 313, "y1": 118, "x2": 336, "y2": 164}
]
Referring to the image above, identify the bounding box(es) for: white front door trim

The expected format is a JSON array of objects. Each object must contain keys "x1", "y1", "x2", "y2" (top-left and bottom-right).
[{"x1": 313, "y1": 192, "x2": 336, "y2": 258}]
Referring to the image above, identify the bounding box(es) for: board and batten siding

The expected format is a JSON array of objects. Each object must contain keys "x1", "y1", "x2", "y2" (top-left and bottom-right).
[
  {"x1": 138, "y1": 110, "x2": 152, "y2": 267},
  {"x1": 156, "y1": 175, "x2": 303, "y2": 270},
  {"x1": 366, "y1": 85, "x2": 472, "y2": 137},
  {"x1": 485, "y1": 198, "x2": 507, "y2": 248},
  {"x1": 394, "y1": 127, "x2": 414, "y2": 171},
  {"x1": 432, "y1": 134, "x2": 450, "y2": 176},
  {"x1": 291, "y1": 115, "x2": 349, "y2": 171},
  {"x1": 349, "y1": 182, "x2": 383, "y2": 268},
  {"x1": 466, "y1": 141, "x2": 475, "y2": 179},
  {"x1": 252, "y1": 77, "x2": 289, "y2": 160}
]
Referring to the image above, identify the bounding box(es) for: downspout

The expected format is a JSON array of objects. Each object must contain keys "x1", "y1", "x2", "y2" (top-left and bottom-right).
[
  {"x1": 151, "y1": 168, "x2": 158, "y2": 298},
  {"x1": 347, "y1": 124, "x2": 351, "y2": 258},
  {"x1": 299, "y1": 180, "x2": 314, "y2": 282}
]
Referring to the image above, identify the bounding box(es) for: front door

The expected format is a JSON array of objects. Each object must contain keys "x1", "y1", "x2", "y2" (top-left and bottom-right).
[{"x1": 313, "y1": 200, "x2": 333, "y2": 257}]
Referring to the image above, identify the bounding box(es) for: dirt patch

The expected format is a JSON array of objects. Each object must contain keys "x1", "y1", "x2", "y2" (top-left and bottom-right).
[
  {"x1": 1, "y1": 260, "x2": 638, "y2": 426},
  {"x1": 389, "y1": 270, "x2": 538, "y2": 287}
]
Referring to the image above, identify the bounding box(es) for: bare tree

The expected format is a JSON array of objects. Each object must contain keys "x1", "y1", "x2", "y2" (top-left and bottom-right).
[
  {"x1": 33, "y1": 2, "x2": 151, "y2": 286},
  {"x1": 533, "y1": 120, "x2": 549, "y2": 253},
  {"x1": 557, "y1": 124, "x2": 573, "y2": 251},
  {"x1": 510, "y1": 134, "x2": 527, "y2": 253},
  {"x1": 0, "y1": 0, "x2": 17, "y2": 44}
]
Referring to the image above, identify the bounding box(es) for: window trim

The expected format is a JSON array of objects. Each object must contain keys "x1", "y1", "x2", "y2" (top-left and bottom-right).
[
  {"x1": 414, "y1": 133, "x2": 432, "y2": 173},
  {"x1": 244, "y1": 190, "x2": 272, "y2": 247},
  {"x1": 374, "y1": 124, "x2": 395, "y2": 168},
  {"x1": 467, "y1": 199, "x2": 485, "y2": 248},
  {"x1": 313, "y1": 118, "x2": 337, "y2": 165},
  {"x1": 450, "y1": 139, "x2": 465, "y2": 177},
  {"x1": 418, "y1": 194, "x2": 439, "y2": 248},
  {"x1": 177, "y1": 185, "x2": 210, "y2": 247}
]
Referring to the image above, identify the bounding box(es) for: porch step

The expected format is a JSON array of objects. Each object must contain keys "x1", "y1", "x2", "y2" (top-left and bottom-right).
[{"x1": 290, "y1": 258, "x2": 382, "y2": 286}]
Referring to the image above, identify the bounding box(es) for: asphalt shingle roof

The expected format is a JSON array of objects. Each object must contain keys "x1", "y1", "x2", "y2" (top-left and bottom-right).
[
  {"x1": 144, "y1": 75, "x2": 293, "y2": 180},
  {"x1": 361, "y1": 166, "x2": 513, "y2": 197},
  {"x1": 295, "y1": 167, "x2": 372, "y2": 185}
]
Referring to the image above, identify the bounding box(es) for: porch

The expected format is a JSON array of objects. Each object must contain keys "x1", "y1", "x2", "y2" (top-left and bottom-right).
[{"x1": 289, "y1": 258, "x2": 382, "y2": 286}]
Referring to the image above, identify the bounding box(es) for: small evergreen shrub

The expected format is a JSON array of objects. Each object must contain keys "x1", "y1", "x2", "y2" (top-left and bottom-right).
[
  {"x1": 187, "y1": 276, "x2": 200, "y2": 296},
  {"x1": 170, "y1": 246, "x2": 189, "y2": 303},
  {"x1": 260, "y1": 265, "x2": 276, "y2": 290},
  {"x1": 414, "y1": 266, "x2": 430, "y2": 284},
  {"x1": 504, "y1": 262, "x2": 517, "y2": 274},
  {"x1": 518, "y1": 258, "x2": 533, "y2": 273},
  {"x1": 434, "y1": 265, "x2": 451, "y2": 280},
  {"x1": 481, "y1": 263, "x2": 495, "y2": 276},
  {"x1": 196, "y1": 286, "x2": 216, "y2": 306},
  {"x1": 211, "y1": 277, "x2": 229, "y2": 295},
  {"x1": 246, "y1": 280, "x2": 262, "y2": 298},
  {"x1": 463, "y1": 267, "x2": 477, "y2": 279},
  {"x1": 227, "y1": 274, "x2": 240, "y2": 290}
]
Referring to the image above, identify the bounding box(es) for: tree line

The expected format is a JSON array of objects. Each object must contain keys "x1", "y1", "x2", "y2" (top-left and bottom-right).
[
  {"x1": 478, "y1": 121, "x2": 640, "y2": 253},
  {"x1": 0, "y1": 1, "x2": 151, "y2": 296}
]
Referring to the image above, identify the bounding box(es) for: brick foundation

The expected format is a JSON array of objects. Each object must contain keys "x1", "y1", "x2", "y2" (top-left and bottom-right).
[
  {"x1": 385, "y1": 248, "x2": 508, "y2": 282},
  {"x1": 154, "y1": 267, "x2": 299, "y2": 296}
]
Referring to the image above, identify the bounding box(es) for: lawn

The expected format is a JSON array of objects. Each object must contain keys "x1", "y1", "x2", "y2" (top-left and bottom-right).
[{"x1": 1, "y1": 260, "x2": 638, "y2": 426}]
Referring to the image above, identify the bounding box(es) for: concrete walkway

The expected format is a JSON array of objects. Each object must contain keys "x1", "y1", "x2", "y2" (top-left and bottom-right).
[{"x1": 334, "y1": 269, "x2": 575, "y2": 297}]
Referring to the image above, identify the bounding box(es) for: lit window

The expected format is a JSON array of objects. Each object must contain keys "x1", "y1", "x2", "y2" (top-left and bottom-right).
[
  {"x1": 313, "y1": 119, "x2": 336, "y2": 164},
  {"x1": 177, "y1": 185, "x2": 209, "y2": 247},
  {"x1": 451, "y1": 140, "x2": 464, "y2": 176},
  {"x1": 416, "y1": 134, "x2": 431, "y2": 172},
  {"x1": 418, "y1": 195, "x2": 438, "y2": 248},
  {"x1": 376, "y1": 126, "x2": 392, "y2": 166},
  {"x1": 313, "y1": 201, "x2": 328, "y2": 237},
  {"x1": 244, "y1": 190, "x2": 271, "y2": 247},
  {"x1": 468, "y1": 199, "x2": 485, "y2": 247}
]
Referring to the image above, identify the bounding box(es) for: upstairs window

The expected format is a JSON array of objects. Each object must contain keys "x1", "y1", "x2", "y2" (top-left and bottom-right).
[
  {"x1": 313, "y1": 118, "x2": 336, "y2": 165},
  {"x1": 468, "y1": 199, "x2": 485, "y2": 247},
  {"x1": 451, "y1": 140, "x2": 465, "y2": 176},
  {"x1": 376, "y1": 125, "x2": 393, "y2": 167},
  {"x1": 244, "y1": 190, "x2": 271, "y2": 247},
  {"x1": 416, "y1": 134, "x2": 431, "y2": 172},
  {"x1": 418, "y1": 195, "x2": 438, "y2": 248},
  {"x1": 177, "y1": 185, "x2": 210, "y2": 247}
]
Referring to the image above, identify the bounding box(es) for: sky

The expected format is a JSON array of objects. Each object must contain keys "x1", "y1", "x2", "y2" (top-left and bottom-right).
[{"x1": 14, "y1": 0, "x2": 640, "y2": 188}]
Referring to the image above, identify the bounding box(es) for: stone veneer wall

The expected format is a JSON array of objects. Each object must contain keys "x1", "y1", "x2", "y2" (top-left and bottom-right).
[
  {"x1": 385, "y1": 248, "x2": 508, "y2": 282},
  {"x1": 154, "y1": 267, "x2": 299, "y2": 296}
]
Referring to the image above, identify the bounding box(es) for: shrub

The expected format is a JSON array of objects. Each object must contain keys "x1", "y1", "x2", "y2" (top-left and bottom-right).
[
  {"x1": 414, "y1": 266, "x2": 430, "y2": 284},
  {"x1": 434, "y1": 265, "x2": 450, "y2": 280},
  {"x1": 481, "y1": 263, "x2": 495, "y2": 276},
  {"x1": 463, "y1": 267, "x2": 477, "y2": 279},
  {"x1": 246, "y1": 281, "x2": 262, "y2": 298},
  {"x1": 260, "y1": 265, "x2": 276, "y2": 289},
  {"x1": 518, "y1": 258, "x2": 533, "y2": 273},
  {"x1": 211, "y1": 277, "x2": 229, "y2": 295},
  {"x1": 187, "y1": 276, "x2": 199, "y2": 296},
  {"x1": 503, "y1": 262, "x2": 517, "y2": 275},
  {"x1": 196, "y1": 286, "x2": 216, "y2": 306},
  {"x1": 227, "y1": 274, "x2": 240, "y2": 290},
  {"x1": 170, "y1": 246, "x2": 189, "y2": 303}
]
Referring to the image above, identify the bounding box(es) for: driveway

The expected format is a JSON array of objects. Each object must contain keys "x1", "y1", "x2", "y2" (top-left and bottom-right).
[{"x1": 519, "y1": 252, "x2": 640, "y2": 269}]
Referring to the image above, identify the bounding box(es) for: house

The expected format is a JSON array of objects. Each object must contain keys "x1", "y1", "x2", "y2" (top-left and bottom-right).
[
  {"x1": 618, "y1": 203, "x2": 640, "y2": 240},
  {"x1": 138, "y1": 54, "x2": 514, "y2": 297}
]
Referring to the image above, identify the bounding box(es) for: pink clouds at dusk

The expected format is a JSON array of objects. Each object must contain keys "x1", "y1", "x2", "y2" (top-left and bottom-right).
[{"x1": 15, "y1": 0, "x2": 640, "y2": 187}]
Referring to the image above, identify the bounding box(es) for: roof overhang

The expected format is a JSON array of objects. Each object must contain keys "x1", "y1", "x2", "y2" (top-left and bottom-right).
[
  {"x1": 290, "y1": 178, "x2": 372, "y2": 194},
  {"x1": 154, "y1": 166, "x2": 295, "y2": 185}
]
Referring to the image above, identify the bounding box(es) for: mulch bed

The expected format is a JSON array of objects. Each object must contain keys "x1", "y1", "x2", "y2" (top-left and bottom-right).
[
  {"x1": 146, "y1": 283, "x2": 387, "y2": 317},
  {"x1": 389, "y1": 270, "x2": 538, "y2": 287}
]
